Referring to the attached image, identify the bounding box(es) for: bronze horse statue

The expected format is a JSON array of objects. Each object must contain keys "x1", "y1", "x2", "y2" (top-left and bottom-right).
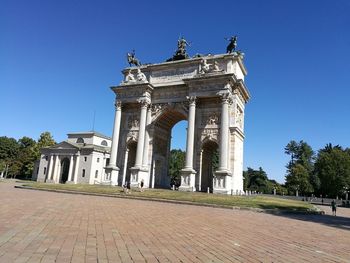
[
  {"x1": 127, "y1": 50, "x2": 141, "y2": 67},
  {"x1": 225, "y1": 36, "x2": 237, "y2": 53}
]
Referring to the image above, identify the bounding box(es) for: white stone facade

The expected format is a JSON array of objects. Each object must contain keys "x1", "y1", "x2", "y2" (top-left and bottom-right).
[
  {"x1": 34, "y1": 132, "x2": 111, "y2": 184},
  {"x1": 107, "y1": 53, "x2": 250, "y2": 194}
]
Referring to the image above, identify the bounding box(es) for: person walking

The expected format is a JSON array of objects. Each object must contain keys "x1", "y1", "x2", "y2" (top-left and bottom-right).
[
  {"x1": 140, "y1": 179, "x2": 144, "y2": 192},
  {"x1": 331, "y1": 199, "x2": 337, "y2": 216}
]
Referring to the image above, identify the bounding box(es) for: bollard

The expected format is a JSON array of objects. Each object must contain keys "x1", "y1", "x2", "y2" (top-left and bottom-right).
[
  {"x1": 172, "y1": 185, "x2": 175, "y2": 191},
  {"x1": 207, "y1": 187, "x2": 210, "y2": 194}
]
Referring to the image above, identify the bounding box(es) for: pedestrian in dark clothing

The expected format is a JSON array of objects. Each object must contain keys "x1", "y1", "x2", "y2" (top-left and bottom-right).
[
  {"x1": 331, "y1": 199, "x2": 337, "y2": 216},
  {"x1": 140, "y1": 179, "x2": 144, "y2": 192}
]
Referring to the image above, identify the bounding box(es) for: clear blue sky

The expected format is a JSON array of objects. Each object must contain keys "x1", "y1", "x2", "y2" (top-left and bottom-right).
[{"x1": 1, "y1": 0, "x2": 349, "y2": 183}]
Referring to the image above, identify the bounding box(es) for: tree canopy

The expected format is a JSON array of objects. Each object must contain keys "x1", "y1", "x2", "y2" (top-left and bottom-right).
[
  {"x1": 314, "y1": 144, "x2": 350, "y2": 198},
  {"x1": 284, "y1": 140, "x2": 315, "y2": 195},
  {"x1": 0, "y1": 132, "x2": 56, "y2": 179}
]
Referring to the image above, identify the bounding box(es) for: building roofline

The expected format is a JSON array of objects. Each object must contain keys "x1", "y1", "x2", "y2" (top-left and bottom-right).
[{"x1": 67, "y1": 131, "x2": 112, "y2": 140}]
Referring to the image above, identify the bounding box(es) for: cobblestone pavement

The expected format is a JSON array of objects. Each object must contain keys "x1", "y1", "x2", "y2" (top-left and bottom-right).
[{"x1": 0, "y1": 181, "x2": 349, "y2": 263}]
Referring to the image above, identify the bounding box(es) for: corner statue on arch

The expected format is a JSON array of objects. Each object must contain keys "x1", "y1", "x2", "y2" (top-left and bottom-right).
[{"x1": 106, "y1": 36, "x2": 250, "y2": 194}]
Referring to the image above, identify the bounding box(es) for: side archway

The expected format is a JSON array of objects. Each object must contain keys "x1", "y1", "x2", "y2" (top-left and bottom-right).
[{"x1": 200, "y1": 139, "x2": 218, "y2": 192}]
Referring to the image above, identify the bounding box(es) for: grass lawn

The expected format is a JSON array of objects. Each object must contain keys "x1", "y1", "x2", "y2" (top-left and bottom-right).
[{"x1": 23, "y1": 182, "x2": 317, "y2": 212}]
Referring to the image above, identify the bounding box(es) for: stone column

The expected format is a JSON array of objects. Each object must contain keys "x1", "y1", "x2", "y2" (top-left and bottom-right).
[
  {"x1": 134, "y1": 99, "x2": 149, "y2": 168},
  {"x1": 184, "y1": 96, "x2": 196, "y2": 169},
  {"x1": 122, "y1": 149, "x2": 129, "y2": 186},
  {"x1": 73, "y1": 152, "x2": 80, "y2": 184},
  {"x1": 218, "y1": 93, "x2": 230, "y2": 171},
  {"x1": 179, "y1": 96, "x2": 197, "y2": 191},
  {"x1": 152, "y1": 158, "x2": 156, "y2": 188},
  {"x1": 67, "y1": 155, "x2": 74, "y2": 182},
  {"x1": 52, "y1": 155, "x2": 59, "y2": 183},
  {"x1": 142, "y1": 107, "x2": 152, "y2": 169},
  {"x1": 106, "y1": 100, "x2": 122, "y2": 186},
  {"x1": 109, "y1": 101, "x2": 122, "y2": 168},
  {"x1": 214, "y1": 91, "x2": 232, "y2": 194},
  {"x1": 47, "y1": 154, "x2": 54, "y2": 182},
  {"x1": 198, "y1": 149, "x2": 203, "y2": 191}
]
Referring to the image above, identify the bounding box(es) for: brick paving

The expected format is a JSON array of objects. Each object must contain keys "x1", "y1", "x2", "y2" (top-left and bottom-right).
[{"x1": 0, "y1": 181, "x2": 349, "y2": 262}]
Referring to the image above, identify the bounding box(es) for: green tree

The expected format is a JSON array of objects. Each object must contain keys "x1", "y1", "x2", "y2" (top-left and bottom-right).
[
  {"x1": 211, "y1": 149, "x2": 219, "y2": 172},
  {"x1": 17, "y1": 137, "x2": 37, "y2": 178},
  {"x1": 168, "y1": 149, "x2": 185, "y2": 186},
  {"x1": 284, "y1": 140, "x2": 315, "y2": 195},
  {"x1": 0, "y1": 136, "x2": 20, "y2": 178},
  {"x1": 244, "y1": 167, "x2": 272, "y2": 193},
  {"x1": 34, "y1": 132, "x2": 56, "y2": 159},
  {"x1": 285, "y1": 163, "x2": 313, "y2": 195},
  {"x1": 314, "y1": 144, "x2": 350, "y2": 198}
]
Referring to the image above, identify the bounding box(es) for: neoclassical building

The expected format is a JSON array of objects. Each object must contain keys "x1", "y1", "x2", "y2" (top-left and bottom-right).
[
  {"x1": 34, "y1": 132, "x2": 111, "y2": 184},
  {"x1": 106, "y1": 52, "x2": 250, "y2": 194}
]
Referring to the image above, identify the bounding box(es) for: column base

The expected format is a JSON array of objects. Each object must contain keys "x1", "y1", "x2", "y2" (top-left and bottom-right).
[
  {"x1": 45, "y1": 179, "x2": 56, "y2": 184},
  {"x1": 179, "y1": 169, "x2": 196, "y2": 192},
  {"x1": 129, "y1": 167, "x2": 150, "y2": 188},
  {"x1": 213, "y1": 170, "x2": 232, "y2": 194},
  {"x1": 105, "y1": 166, "x2": 120, "y2": 186}
]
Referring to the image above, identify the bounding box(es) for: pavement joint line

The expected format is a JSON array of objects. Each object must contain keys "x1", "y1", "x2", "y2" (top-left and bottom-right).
[{"x1": 15, "y1": 185, "x2": 324, "y2": 216}]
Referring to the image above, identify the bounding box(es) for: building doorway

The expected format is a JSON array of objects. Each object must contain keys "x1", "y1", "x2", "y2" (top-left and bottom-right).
[{"x1": 60, "y1": 158, "x2": 70, "y2": 183}]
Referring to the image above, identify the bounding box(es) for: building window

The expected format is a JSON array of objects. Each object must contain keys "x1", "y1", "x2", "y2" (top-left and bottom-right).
[
  {"x1": 82, "y1": 169, "x2": 85, "y2": 177},
  {"x1": 77, "y1": 137, "x2": 84, "y2": 144},
  {"x1": 106, "y1": 158, "x2": 110, "y2": 166},
  {"x1": 45, "y1": 156, "x2": 48, "y2": 161},
  {"x1": 101, "y1": 140, "x2": 108, "y2": 146},
  {"x1": 95, "y1": 170, "x2": 98, "y2": 178},
  {"x1": 84, "y1": 157, "x2": 87, "y2": 162},
  {"x1": 97, "y1": 158, "x2": 100, "y2": 163},
  {"x1": 44, "y1": 167, "x2": 47, "y2": 175}
]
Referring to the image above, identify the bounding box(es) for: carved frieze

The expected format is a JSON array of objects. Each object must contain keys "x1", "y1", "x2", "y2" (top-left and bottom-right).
[
  {"x1": 126, "y1": 131, "x2": 138, "y2": 141},
  {"x1": 233, "y1": 88, "x2": 244, "y2": 104},
  {"x1": 127, "y1": 115, "x2": 139, "y2": 129},
  {"x1": 151, "y1": 103, "x2": 169, "y2": 115},
  {"x1": 152, "y1": 87, "x2": 187, "y2": 100},
  {"x1": 151, "y1": 66, "x2": 197, "y2": 83},
  {"x1": 236, "y1": 106, "x2": 244, "y2": 129},
  {"x1": 201, "y1": 128, "x2": 219, "y2": 142},
  {"x1": 201, "y1": 113, "x2": 220, "y2": 126}
]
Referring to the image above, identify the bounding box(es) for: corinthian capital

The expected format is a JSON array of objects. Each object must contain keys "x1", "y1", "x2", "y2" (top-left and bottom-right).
[
  {"x1": 114, "y1": 100, "x2": 122, "y2": 110},
  {"x1": 137, "y1": 97, "x2": 151, "y2": 108},
  {"x1": 217, "y1": 91, "x2": 232, "y2": 103},
  {"x1": 186, "y1": 96, "x2": 196, "y2": 106}
]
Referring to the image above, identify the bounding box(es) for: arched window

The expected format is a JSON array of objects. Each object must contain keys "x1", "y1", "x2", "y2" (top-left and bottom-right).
[
  {"x1": 101, "y1": 140, "x2": 108, "y2": 146},
  {"x1": 76, "y1": 137, "x2": 84, "y2": 144}
]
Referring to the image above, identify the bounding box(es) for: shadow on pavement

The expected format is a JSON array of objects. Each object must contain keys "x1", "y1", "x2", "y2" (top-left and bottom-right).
[{"x1": 271, "y1": 212, "x2": 350, "y2": 231}]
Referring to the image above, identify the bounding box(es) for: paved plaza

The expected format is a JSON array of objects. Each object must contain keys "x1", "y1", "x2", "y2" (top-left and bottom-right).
[{"x1": 0, "y1": 181, "x2": 349, "y2": 263}]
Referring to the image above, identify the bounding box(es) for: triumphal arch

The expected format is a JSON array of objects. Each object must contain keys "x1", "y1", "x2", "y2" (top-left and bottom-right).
[{"x1": 106, "y1": 39, "x2": 250, "y2": 194}]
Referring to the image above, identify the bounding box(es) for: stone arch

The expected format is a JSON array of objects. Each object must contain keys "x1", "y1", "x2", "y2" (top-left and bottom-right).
[
  {"x1": 124, "y1": 140, "x2": 137, "y2": 184},
  {"x1": 60, "y1": 157, "x2": 70, "y2": 183},
  {"x1": 108, "y1": 53, "x2": 250, "y2": 193},
  {"x1": 150, "y1": 107, "x2": 187, "y2": 188},
  {"x1": 101, "y1": 140, "x2": 108, "y2": 146},
  {"x1": 200, "y1": 139, "x2": 218, "y2": 193}
]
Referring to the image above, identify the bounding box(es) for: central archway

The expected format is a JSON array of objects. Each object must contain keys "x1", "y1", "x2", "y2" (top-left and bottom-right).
[{"x1": 151, "y1": 108, "x2": 187, "y2": 188}]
